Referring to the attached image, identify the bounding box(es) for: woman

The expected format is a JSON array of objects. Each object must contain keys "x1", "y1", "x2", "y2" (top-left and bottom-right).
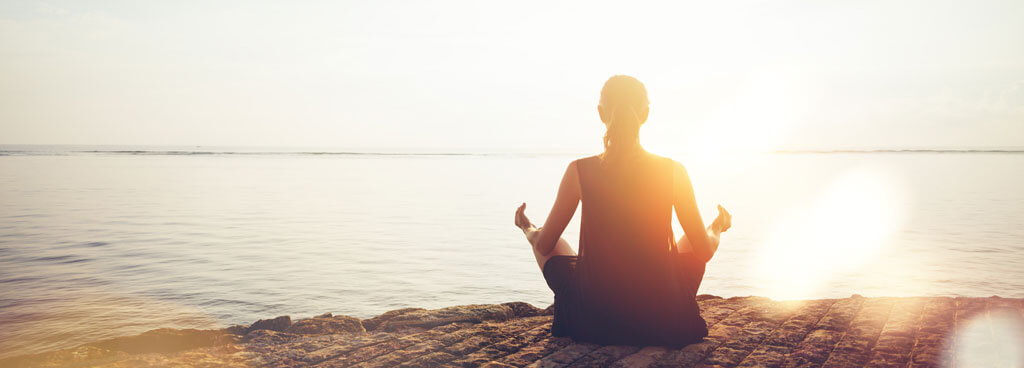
[{"x1": 514, "y1": 75, "x2": 731, "y2": 347}]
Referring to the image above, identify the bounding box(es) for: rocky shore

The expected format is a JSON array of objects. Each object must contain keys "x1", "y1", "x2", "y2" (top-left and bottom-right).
[{"x1": 3, "y1": 295, "x2": 1021, "y2": 367}]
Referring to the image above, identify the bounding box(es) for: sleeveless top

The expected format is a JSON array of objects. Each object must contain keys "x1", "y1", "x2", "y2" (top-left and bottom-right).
[{"x1": 565, "y1": 154, "x2": 708, "y2": 347}]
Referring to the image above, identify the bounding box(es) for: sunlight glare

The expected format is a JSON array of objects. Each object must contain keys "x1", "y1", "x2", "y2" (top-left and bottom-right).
[
  {"x1": 753, "y1": 166, "x2": 907, "y2": 300},
  {"x1": 649, "y1": 68, "x2": 823, "y2": 276},
  {"x1": 656, "y1": 67, "x2": 809, "y2": 173}
]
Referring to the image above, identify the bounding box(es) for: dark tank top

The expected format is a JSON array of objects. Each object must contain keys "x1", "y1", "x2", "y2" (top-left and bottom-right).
[{"x1": 569, "y1": 154, "x2": 707, "y2": 347}]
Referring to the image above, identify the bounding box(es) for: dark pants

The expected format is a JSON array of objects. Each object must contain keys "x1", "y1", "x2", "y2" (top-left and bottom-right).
[{"x1": 542, "y1": 253, "x2": 707, "y2": 338}]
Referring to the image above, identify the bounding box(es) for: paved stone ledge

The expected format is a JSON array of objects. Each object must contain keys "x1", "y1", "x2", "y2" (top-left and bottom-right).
[{"x1": 3, "y1": 295, "x2": 1022, "y2": 367}]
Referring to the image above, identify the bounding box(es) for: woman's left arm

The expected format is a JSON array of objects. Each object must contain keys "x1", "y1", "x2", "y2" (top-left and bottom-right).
[{"x1": 519, "y1": 161, "x2": 581, "y2": 256}]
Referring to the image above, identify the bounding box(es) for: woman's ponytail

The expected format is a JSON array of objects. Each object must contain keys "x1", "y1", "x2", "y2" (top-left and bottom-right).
[
  {"x1": 602, "y1": 105, "x2": 641, "y2": 157},
  {"x1": 599, "y1": 75, "x2": 648, "y2": 163}
]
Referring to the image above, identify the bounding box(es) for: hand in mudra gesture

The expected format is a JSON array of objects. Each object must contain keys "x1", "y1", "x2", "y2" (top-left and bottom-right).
[
  {"x1": 514, "y1": 203, "x2": 536, "y2": 232},
  {"x1": 711, "y1": 205, "x2": 731, "y2": 233}
]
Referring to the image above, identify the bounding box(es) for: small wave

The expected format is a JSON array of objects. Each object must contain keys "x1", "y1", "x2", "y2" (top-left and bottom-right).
[
  {"x1": 33, "y1": 255, "x2": 75, "y2": 262},
  {"x1": 59, "y1": 258, "x2": 91, "y2": 264},
  {"x1": 83, "y1": 150, "x2": 222, "y2": 155},
  {"x1": 0, "y1": 276, "x2": 42, "y2": 284},
  {"x1": 30, "y1": 255, "x2": 90, "y2": 264},
  {"x1": 0, "y1": 151, "x2": 71, "y2": 156}
]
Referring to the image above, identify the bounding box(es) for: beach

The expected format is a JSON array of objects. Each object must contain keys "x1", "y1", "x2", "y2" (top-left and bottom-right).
[{"x1": 4, "y1": 294, "x2": 1022, "y2": 367}]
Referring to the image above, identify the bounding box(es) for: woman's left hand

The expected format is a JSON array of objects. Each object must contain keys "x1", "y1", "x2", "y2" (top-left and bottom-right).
[
  {"x1": 515, "y1": 203, "x2": 535, "y2": 231},
  {"x1": 711, "y1": 204, "x2": 731, "y2": 233}
]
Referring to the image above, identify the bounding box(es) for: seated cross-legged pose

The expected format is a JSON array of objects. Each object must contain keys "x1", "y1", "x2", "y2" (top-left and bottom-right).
[{"x1": 514, "y1": 75, "x2": 731, "y2": 347}]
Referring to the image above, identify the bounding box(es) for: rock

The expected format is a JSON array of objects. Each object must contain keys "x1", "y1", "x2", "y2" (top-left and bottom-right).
[
  {"x1": 245, "y1": 329, "x2": 299, "y2": 345},
  {"x1": 501, "y1": 302, "x2": 546, "y2": 317},
  {"x1": 246, "y1": 315, "x2": 292, "y2": 334},
  {"x1": 372, "y1": 304, "x2": 515, "y2": 332},
  {"x1": 726, "y1": 295, "x2": 772, "y2": 303},
  {"x1": 286, "y1": 314, "x2": 365, "y2": 335},
  {"x1": 85, "y1": 328, "x2": 238, "y2": 354},
  {"x1": 221, "y1": 324, "x2": 248, "y2": 335},
  {"x1": 543, "y1": 304, "x2": 556, "y2": 315},
  {"x1": 363, "y1": 307, "x2": 426, "y2": 331},
  {"x1": 697, "y1": 294, "x2": 723, "y2": 301}
]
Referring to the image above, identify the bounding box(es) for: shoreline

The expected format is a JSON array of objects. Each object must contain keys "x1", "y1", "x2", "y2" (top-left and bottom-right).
[{"x1": 3, "y1": 295, "x2": 1022, "y2": 367}]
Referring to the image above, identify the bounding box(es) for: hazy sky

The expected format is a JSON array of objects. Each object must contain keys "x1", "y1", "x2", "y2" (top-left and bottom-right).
[{"x1": 1, "y1": 1, "x2": 1022, "y2": 151}]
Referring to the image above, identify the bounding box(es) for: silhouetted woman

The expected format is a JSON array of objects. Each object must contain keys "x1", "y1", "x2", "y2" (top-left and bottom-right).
[{"x1": 514, "y1": 75, "x2": 731, "y2": 347}]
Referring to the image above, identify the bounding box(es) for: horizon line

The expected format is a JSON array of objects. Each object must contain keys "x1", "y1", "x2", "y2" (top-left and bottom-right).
[{"x1": 3, "y1": 144, "x2": 1024, "y2": 156}]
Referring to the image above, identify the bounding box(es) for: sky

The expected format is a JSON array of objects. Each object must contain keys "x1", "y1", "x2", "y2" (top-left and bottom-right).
[{"x1": 1, "y1": 0, "x2": 1022, "y2": 152}]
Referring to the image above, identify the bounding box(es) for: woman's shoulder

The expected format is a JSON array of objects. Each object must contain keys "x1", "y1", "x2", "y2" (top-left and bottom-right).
[
  {"x1": 572, "y1": 153, "x2": 682, "y2": 168},
  {"x1": 645, "y1": 154, "x2": 689, "y2": 183},
  {"x1": 643, "y1": 152, "x2": 683, "y2": 168},
  {"x1": 571, "y1": 154, "x2": 601, "y2": 166}
]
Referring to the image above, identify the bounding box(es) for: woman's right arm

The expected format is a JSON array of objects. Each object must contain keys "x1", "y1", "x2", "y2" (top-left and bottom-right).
[
  {"x1": 520, "y1": 160, "x2": 581, "y2": 256},
  {"x1": 672, "y1": 162, "x2": 717, "y2": 263}
]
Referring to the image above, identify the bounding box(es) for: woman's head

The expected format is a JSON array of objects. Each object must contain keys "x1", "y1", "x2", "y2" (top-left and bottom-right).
[{"x1": 598, "y1": 75, "x2": 649, "y2": 158}]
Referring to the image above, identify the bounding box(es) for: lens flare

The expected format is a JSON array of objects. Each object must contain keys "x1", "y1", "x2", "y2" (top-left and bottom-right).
[{"x1": 945, "y1": 308, "x2": 1024, "y2": 367}]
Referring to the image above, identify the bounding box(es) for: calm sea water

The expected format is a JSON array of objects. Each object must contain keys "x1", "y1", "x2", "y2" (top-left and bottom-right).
[{"x1": 1, "y1": 146, "x2": 1023, "y2": 357}]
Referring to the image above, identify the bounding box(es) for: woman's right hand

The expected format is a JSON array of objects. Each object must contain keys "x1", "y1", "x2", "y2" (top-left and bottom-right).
[{"x1": 711, "y1": 205, "x2": 731, "y2": 233}]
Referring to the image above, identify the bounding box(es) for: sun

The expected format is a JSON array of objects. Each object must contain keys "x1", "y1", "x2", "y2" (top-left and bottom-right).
[{"x1": 644, "y1": 67, "x2": 809, "y2": 173}]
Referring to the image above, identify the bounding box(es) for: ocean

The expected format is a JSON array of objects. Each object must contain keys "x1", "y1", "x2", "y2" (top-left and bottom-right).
[{"x1": 1, "y1": 145, "x2": 1022, "y2": 358}]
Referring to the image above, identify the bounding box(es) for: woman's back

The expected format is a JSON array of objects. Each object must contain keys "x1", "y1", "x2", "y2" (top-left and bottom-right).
[
  {"x1": 570, "y1": 153, "x2": 708, "y2": 346},
  {"x1": 576, "y1": 153, "x2": 675, "y2": 267}
]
